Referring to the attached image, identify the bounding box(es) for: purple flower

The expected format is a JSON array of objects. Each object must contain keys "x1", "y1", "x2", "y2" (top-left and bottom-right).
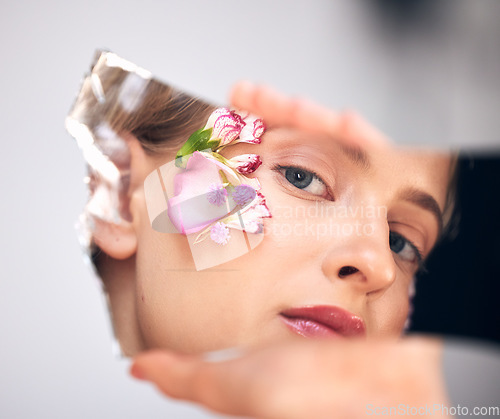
[
  {"x1": 210, "y1": 222, "x2": 231, "y2": 245},
  {"x1": 224, "y1": 191, "x2": 272, "y2": 234},
  {"x1": 232, "y1": 184, "x2": 257, "y2": 206},
  {"x1": 207, "y1": 183, "x2": 228, "y2": 207}
]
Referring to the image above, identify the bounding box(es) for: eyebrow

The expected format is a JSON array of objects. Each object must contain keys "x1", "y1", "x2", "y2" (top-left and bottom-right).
[
  {"x1": 327, "y1": 141, "x2": 442, "y2": 233},
  {"x1": 398, "y1": 187, "x2": 444, "y2": 235},
  {"x1": 337, "y1": 143, "x2": 371, "y2": 171}
]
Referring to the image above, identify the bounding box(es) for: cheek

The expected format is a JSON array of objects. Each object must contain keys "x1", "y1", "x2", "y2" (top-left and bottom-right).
[
  {"x1": 132, "y1": 216, "x2": 286, "y2": 353},
  {"x1": 134, "y1": 224, "x2": 196, "y2": 350},
  {"x1": 257, "y1": 170, "x2": 327, "y2": 250},
  {"x1": 134, "y1": 238, "x2": 230, "y2": 353},
  {"x1": 132, "y1": 207, "x2": 233, "y2": 352},
  {"x1": 367, "y1": 276, "x2": 412, "y2": 337}
]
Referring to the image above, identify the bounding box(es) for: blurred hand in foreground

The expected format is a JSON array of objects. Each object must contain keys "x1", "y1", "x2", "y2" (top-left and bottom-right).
[
  {"x1": 229, "y1": 81, "x2": 389, "y2": 149},
  {"x1": 131, "y1": 337, "x2": 449, "y2": 419}
]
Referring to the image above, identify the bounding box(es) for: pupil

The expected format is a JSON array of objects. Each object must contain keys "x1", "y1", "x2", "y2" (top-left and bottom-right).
[
  {"x1": 285, "y1": 168, "x2": 313, "y2": 189},
  {"x1": 389, "y1": 232, "x2": 405, "y2": 253}
]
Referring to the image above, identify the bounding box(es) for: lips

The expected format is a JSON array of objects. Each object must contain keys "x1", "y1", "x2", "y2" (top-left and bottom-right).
[{"x1": 280, "y1": 305, "x2": 366, "y2": 339}]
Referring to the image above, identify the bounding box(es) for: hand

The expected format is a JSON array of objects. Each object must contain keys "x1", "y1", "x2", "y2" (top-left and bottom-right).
[
  {"x1": 229, "y1": 81, "x2": 389, "y2": 149},
  {"x1": 130, "y1": 337, "x2": 450, "y2": 419}
]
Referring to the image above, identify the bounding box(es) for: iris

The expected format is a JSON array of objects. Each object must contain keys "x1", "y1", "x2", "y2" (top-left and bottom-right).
[{"x1": 285, "y1": 167, "x2": 314, "y2": 189}]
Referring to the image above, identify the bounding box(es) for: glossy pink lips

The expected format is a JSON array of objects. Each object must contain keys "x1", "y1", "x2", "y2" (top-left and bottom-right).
[{"x1": 280, "y1": 305, "x2": 366, "y2": 339}]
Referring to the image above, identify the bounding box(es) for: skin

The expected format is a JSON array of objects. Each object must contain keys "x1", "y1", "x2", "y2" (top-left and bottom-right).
[
  {"x1": 131, "y1": 337, "x2": 449, "y2": 419},
  {"x1": 95, "y1": 84, "x2": 450, "y2": 355},
  {"x1": 132, "y1": 129, "x2": 448, "y2": 354},
  {"x1": 93, "y1": 82, "x2": 452, "y2": 417}
]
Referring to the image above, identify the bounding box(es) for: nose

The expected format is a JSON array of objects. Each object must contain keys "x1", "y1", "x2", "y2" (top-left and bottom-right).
[{"x1": 321, "y1": 219, "x2": 396, "y2": 295}]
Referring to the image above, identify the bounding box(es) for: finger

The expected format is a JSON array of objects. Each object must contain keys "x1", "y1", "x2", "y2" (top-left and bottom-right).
[
  {"x1": 252, "y1": 84, "x2": 295, "y2": 126},
  {"x1": 230, "y1": 81, "x2": 292, "y2": 127},
  {"x1": 287, "y1": 97, "x2": 342, "y2": 137},
  {"x1": 131, "y1": 350, "x2": 258, "y2": 417},
  {"x1": 287, "y1": 100, "x2": 390, "y2": 149},
  {"x1": 230, "y1": 82, "x2": 390, "y2": 150},
  {"x1": 229, "y1": 80, "x2": 257, "y2": 114},
  {"x1": 337, "y1": 110, "x2": 391, "y2": 149},
  {"x1": 131, "y1": 350, "x2": 202, "y2": 400}
]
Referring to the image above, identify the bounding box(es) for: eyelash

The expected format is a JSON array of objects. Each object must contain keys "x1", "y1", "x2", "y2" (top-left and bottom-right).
[
  {"x1": 390, "y1": 231, "x2": 426, "y2": 272},
  {"x1": 272, "y1": 164, "x2": 334, "y2": 201},
  {"x1": 410, "y1": 240, "x2": 424, "y2": 267}
]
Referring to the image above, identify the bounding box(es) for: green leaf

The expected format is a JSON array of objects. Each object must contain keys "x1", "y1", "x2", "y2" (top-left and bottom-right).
[
  {"x1": 176, "y1": 128, "x2": 213, "y2": 157},
  {"x1": 175, "y1": 128, "x2": 220, "y2": 168},
  {"x1": 175, "y1": 128, "x2": 220, "y2": 167}
]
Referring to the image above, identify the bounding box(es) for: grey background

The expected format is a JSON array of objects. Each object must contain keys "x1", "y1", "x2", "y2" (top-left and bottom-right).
[{"x1": 1, "y1": 1, "x2": 499, "y2": 418}]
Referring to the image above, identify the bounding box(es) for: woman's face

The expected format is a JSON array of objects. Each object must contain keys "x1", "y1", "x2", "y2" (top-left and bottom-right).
[{"x1": 129, "y1": 128, "x2": 450, "y2": 354}]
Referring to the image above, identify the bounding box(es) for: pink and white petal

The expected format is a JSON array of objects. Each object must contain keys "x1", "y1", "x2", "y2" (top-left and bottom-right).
[
  {"x1": 204, "y1": 108, "x2": 232, "y2": 130},
  {"x1": 238, "y1": 115, "x2": 265, "y2": 144},
  {"x1": 252, "y1": 118, "x2": 265, "y2": 139},
  {"x1": 224, "y1": 213, "x2": 263, "y2": 234},
  {"x1": 213, "y1": 111, "x2": 245, "y2": 146},
  {"x1": 228, "y1": 154, "x2": 262, "y2": 174}
]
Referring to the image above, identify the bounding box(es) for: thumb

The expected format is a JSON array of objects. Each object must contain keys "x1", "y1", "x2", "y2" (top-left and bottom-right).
[{"x1": 130, "y1": 350, "x2": 204, "y2": 401}]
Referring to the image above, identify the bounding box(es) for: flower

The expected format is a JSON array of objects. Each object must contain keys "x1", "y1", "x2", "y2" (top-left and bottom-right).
[
  {"x1": 227, "y1": 154, "x2": 262, "y2": 174},
  {"x1": 175, "y1": 108, "x2": 266, "y2": 168},
  {"x1": 231, "y1": 184, "x2": 257, "y2": 206},
  {"x1": 224, "y1": 191, "x2": 272, "y2": 234},
  {"x1": 205, "y1": 108, "x2": 245, "y2": 147},
  {"x1": 207, "y1": 183, "x2": 228, "y2": 206},
  {"x1": 210, "y1": 222, "x2": 231, "y2": 245},
  {"x1": 238, "y1": 115, "x2": 265, "y2": 144},
  {"x1": 204, "y1": 108, "x2": 265, "y2": 147},
  {"x1": 166, "y1": 108, "x2": 270, "y2": 249},
  {"x1": 167, "y1": 152, "x2": 239, "y2": 235}
]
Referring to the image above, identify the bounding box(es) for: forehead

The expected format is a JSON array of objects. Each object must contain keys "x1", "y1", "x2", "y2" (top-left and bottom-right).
[
  {"x1": 384, "y1": 149, "x2": 451, "y2": 208},
  {"x1": 259, "y1": 127, "x2": 452, "y2": 210}
]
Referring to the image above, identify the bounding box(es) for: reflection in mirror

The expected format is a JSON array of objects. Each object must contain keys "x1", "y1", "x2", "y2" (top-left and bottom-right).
[{"x1": 66, "y1": 51, "x2": 499, "y2": 358}]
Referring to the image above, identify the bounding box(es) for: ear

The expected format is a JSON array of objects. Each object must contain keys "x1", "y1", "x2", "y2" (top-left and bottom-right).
[
  {"x1": 92, "y1": 217, "x2": 137, "y2": 260},
  {"x1": 91, "y1": 133, "x2": 152, "y2": 261}
]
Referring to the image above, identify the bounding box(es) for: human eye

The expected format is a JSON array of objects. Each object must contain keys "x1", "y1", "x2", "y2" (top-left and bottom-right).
[
  {"x1": 389, "y1": 231, "x2": 425, "y2": 270},
  {"x1": 274, "y1": 165, "x2": 332, "y2": 200}
]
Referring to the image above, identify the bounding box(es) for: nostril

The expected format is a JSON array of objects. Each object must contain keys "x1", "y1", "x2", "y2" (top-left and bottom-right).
[{"x1": 338, "y1": 265, "x2": 359, "y2": 278}]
